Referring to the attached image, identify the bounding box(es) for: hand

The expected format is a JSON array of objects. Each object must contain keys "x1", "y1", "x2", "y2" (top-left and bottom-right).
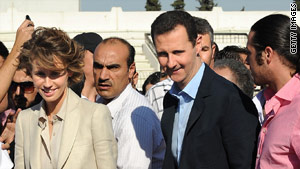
[
  {"x1": 0, "y1": 108, "x2": 21, "y2": 152},
  {"x1": 11, "y1": 19, "x2": 35, "y2": 54}
]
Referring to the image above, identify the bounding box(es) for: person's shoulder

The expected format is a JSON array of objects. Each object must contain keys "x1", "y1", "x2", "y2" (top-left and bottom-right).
[
  {"x1": 152, "y1": 78, "x2": 173, "y2": 90},
  {"x1": 18, "y1": 103, "x2": 41, "y2": 122},
  {"x1": 209, "y1": 69, "x2": 240, "y2": 95},
  {"x1": 125, "y1": 88, "x2": 159, "y2": 119},
  {"x1": 79, "y1": 97, "x2": 109, "y2": 112}
]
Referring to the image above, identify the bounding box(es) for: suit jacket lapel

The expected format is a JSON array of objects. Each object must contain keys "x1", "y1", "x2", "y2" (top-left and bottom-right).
[
  {"x1": 29, "y1": 103, "x2": 43, "y2": 169},
  {"x1": 57, "y1": 89, "x2": 80, "y2": 169},
  {"x1": 185, "y1": 66, "x2": 214, "y2": 135},
  {"x1": 161, "y1": 92, "x2": 178, "y2": 142},
  {"x1": 161, "y1": 92, "x2": 179, "y2": 169}
]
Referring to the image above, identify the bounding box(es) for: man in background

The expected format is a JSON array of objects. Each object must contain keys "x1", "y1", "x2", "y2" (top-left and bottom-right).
[
  {"x1": 94, "y1": 37, "x2": 165, "y2": 169},
  {"x1": 72, "y1": 32, "x2": 103, "y2": 101}
]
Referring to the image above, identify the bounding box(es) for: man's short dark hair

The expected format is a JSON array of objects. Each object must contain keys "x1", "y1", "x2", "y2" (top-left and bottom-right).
[
  {"x1": 151, "y1": 10, "x2": 197, "y2": 47},
  {"x1": 214, "y1": 59, "x2": 254, "y2": 97},
  {"x1": 215, "y1": 45, "x2": 250, "y2": 62},
  {"x1": 73, "y1": 32, "x2": 103, "y2": 54},
  {"x1": 193, "y1": 17, "x2": 214, "y2": 45}
]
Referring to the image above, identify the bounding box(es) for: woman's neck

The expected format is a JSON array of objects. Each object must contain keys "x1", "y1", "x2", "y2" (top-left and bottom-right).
[{"x1": 46, "y1": 88, "x2": 68, "y2": 116}]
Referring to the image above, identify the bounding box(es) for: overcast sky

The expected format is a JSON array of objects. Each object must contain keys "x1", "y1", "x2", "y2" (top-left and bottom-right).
[{"x1": 80, "y1": 0, "x2": 292, "y2": 11}]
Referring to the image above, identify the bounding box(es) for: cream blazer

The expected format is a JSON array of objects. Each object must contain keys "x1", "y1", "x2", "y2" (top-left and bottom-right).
[{"x1": 14, "y1": 88, "x2": 117, "y2": 169}]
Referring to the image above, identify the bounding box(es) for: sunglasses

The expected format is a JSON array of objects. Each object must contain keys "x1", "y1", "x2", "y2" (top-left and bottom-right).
[{"x1": 11, "y1": 81, "x2": 35, "y2": 94}]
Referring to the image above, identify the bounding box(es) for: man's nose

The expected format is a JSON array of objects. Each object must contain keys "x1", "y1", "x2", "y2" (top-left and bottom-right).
[{"x1": 99, "y1": 68, "x2": 109, "y2": 80}]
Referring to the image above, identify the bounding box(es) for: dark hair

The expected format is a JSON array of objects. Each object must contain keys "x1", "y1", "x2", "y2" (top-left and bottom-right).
[
  {"x1": 193, "y1": 17, "x2": 214, "y2": 45},
  {"x1": 19, "y1": 27, "x2": 85, "y2": 86},
  {"x1": 214, "y1": 59, "x2": 254, "y2": 97},
  {"x1": 73, "y1": 32, "x2": 103, "y2": 54},
  {"x1": 101, "y1": 37, "x2": 135, "y2": 68},
  {"x1": 250, "y1": 14, "x2": 300, "y2": 74},
  {"x1": 151, "y1": 10, "x2": 197, "y2": 46},
  {"x1": 215, "y1": 45, "x2": 250, "y2": 62},
  {"x1": 0, "y1": 41, "x2": 9, "y2": 59},
  {"x1": 142, "y1": 71, "x2": 162, "y2": 95}
]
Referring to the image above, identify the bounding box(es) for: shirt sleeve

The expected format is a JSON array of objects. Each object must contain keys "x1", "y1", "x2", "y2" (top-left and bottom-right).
[
  {"x1": 291, "y1": 113, "x2": 300, "y2": 159},
  {"x1": 116, "y1": 107, "x2": 158, "y2": 169}
]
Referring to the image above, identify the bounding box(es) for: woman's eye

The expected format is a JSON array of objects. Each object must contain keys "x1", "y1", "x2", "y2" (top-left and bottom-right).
[{"x1": 35, "y1": 71, "x2": 45, "y2": 77}]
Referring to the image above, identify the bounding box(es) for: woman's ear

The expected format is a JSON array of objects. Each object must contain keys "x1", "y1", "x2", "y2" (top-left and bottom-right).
[{"x1": 68, "y1": 71, "x2": 73, "y2": 77}]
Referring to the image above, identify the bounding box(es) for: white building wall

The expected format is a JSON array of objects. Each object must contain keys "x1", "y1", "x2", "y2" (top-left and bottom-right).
[{"x1": 1, "y1": 6, "x2": 298, "y2": 33}]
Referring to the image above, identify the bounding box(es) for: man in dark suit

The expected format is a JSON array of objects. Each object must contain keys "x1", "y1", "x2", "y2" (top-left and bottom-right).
[{"x1": 151, "y1": 10, "x2": 260, "y2": 169}]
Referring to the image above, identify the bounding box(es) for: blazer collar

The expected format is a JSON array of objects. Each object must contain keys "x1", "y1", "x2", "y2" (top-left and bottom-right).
[
  {"x1": 29, "y1": 88, "x2": 80, "y2": 168},
  {"x1": 29, "y1": 102, "x2": 43, "y2": 168},
  {"x1": 57, "y1": 88, "x2": 81, "y2": 169}
]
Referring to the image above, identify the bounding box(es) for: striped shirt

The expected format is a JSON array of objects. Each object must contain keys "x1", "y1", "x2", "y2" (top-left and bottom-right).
[
  {"x1": 145, "y1": 78, "x2": 173, "y2": 120},
  {"x1": 96, "y1": 84, "x2": 165, "y2": 169}
]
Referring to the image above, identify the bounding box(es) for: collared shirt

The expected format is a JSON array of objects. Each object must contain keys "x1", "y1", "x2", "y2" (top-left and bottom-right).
[
  {"x1": 252, "y1": 89, "x2": 265, "y2": 126},
  {"x1": 145, "y1": 78, "x2": 174, "y2": 120},
  {"x1": 0, "y1": 109, "x2": 15, "y2": 126},
  {"x1": 38, "y1": 96, "x2": 67, "y2": 169},
  {"x1": 96, "y1": 84, "x2": 165, "y2": 169},
  {"x1": 256, "y1": 73, "x2": 300, "y2": 169},
  {"x1": 169, "y1": 63, "x2": 205, "y2": 163}
]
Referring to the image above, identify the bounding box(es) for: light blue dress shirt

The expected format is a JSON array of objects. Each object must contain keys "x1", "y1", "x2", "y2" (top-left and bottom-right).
[{"x1": 169, "y1": 63, "x2": 205, "y2": 163}]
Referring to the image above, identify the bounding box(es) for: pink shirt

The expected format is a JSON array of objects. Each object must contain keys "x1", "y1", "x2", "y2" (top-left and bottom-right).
[{"x1": 256, "y1": 74, "x2": 300, "y2": 169}]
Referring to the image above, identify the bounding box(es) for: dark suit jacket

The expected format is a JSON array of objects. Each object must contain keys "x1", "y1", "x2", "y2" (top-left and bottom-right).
[{"x1": 161, "y1": 66, "x2": 260, "y2": 169}]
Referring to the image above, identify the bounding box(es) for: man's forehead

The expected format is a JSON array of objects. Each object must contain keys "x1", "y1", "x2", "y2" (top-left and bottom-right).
[{"x1": 13, "y1": 70, "x2": 33, "y2": 82}]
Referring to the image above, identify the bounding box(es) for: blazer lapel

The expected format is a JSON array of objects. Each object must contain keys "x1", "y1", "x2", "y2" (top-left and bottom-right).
[
  {"x1": 161, "y1": 92, "x2": 178, "y2": 142},
  {"x1": 185, "y1": 66, "x2": 214, "y2": 135},
  {"x1": 161, "y1": 92, "x2": 179, "y2": 169},
  {"x1": 57, "y1": 89, "x2": 80, "y2": 169},
  {"x1": 29, "y1": 103, "x2": 43, "y2": 169}
]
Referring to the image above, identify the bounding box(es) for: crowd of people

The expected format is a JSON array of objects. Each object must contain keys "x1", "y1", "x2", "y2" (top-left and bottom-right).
[{"x1": 0, "y1": 10, "x2": 299, "y2": 169}]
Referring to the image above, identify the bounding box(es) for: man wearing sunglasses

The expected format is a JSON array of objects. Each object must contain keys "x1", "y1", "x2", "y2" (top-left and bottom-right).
[
  {"x1": 0, "y1": 68, "x2": 42, "y2": 161},
  {"x1": 10, "y1": 69, "x2": 41, "y2": 110}
]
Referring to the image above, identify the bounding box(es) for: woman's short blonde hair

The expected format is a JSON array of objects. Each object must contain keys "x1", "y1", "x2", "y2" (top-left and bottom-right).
[{"x1": 19, "y1": 27, "x2": 84, "y2": 86}]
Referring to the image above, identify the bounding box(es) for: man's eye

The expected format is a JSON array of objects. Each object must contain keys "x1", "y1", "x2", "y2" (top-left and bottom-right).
[
  {"x1": 94, "y1": 62, "x2": 103, "y2": 69},
  {"x1": 202, "y1": 47, "x2": 209, "y2": 51}
]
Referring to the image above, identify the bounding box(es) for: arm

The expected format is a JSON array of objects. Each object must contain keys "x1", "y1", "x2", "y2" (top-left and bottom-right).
[
  {"x1": 291, "y1": 114, "x2": 300, "y2": 160},
  {"x1": 0, "y1": 19, "x2": 34, "y2": 100},
  {"x1": 92, "y1": 105, "x2": 117, "y2": 169},
  {"x1": 116, "y1": 108, "x2": 160, "y2": 169}
]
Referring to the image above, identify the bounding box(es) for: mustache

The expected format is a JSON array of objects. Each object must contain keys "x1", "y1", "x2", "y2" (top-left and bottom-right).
[
  {"x1": 97, "y1": 79, "x2": 112, "y2": 85},
  {"x1": 14, "y1": 95, "x2": 28, "y2": 110}
]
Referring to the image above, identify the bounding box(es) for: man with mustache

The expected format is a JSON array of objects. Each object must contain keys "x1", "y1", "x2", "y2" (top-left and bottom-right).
[
  {"x1": 0, "y1": 67, "x2": 42, "y2": 161},
  {"x1": 94, "y1": 37, "x2": 165, "y2": 169}
]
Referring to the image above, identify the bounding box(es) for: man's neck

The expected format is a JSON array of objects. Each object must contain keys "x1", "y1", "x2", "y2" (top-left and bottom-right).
[{"x1": 268, "y1": 69, "x2": 296, "y2": 93}]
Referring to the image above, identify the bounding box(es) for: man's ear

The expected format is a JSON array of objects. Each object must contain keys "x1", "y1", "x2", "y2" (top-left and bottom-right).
[
  {"x1": 264, "y1": 46, "x2": 273, "y2": 64},
  {"x1": 195, "y1": 34, "x2": 202, "y2": 55},
  {"x1": 211, "y1": 43, "x2": 216, "y2": 60},
  {"x1": 128, "y1": 62, "x2": 136, "y2": 79}
]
